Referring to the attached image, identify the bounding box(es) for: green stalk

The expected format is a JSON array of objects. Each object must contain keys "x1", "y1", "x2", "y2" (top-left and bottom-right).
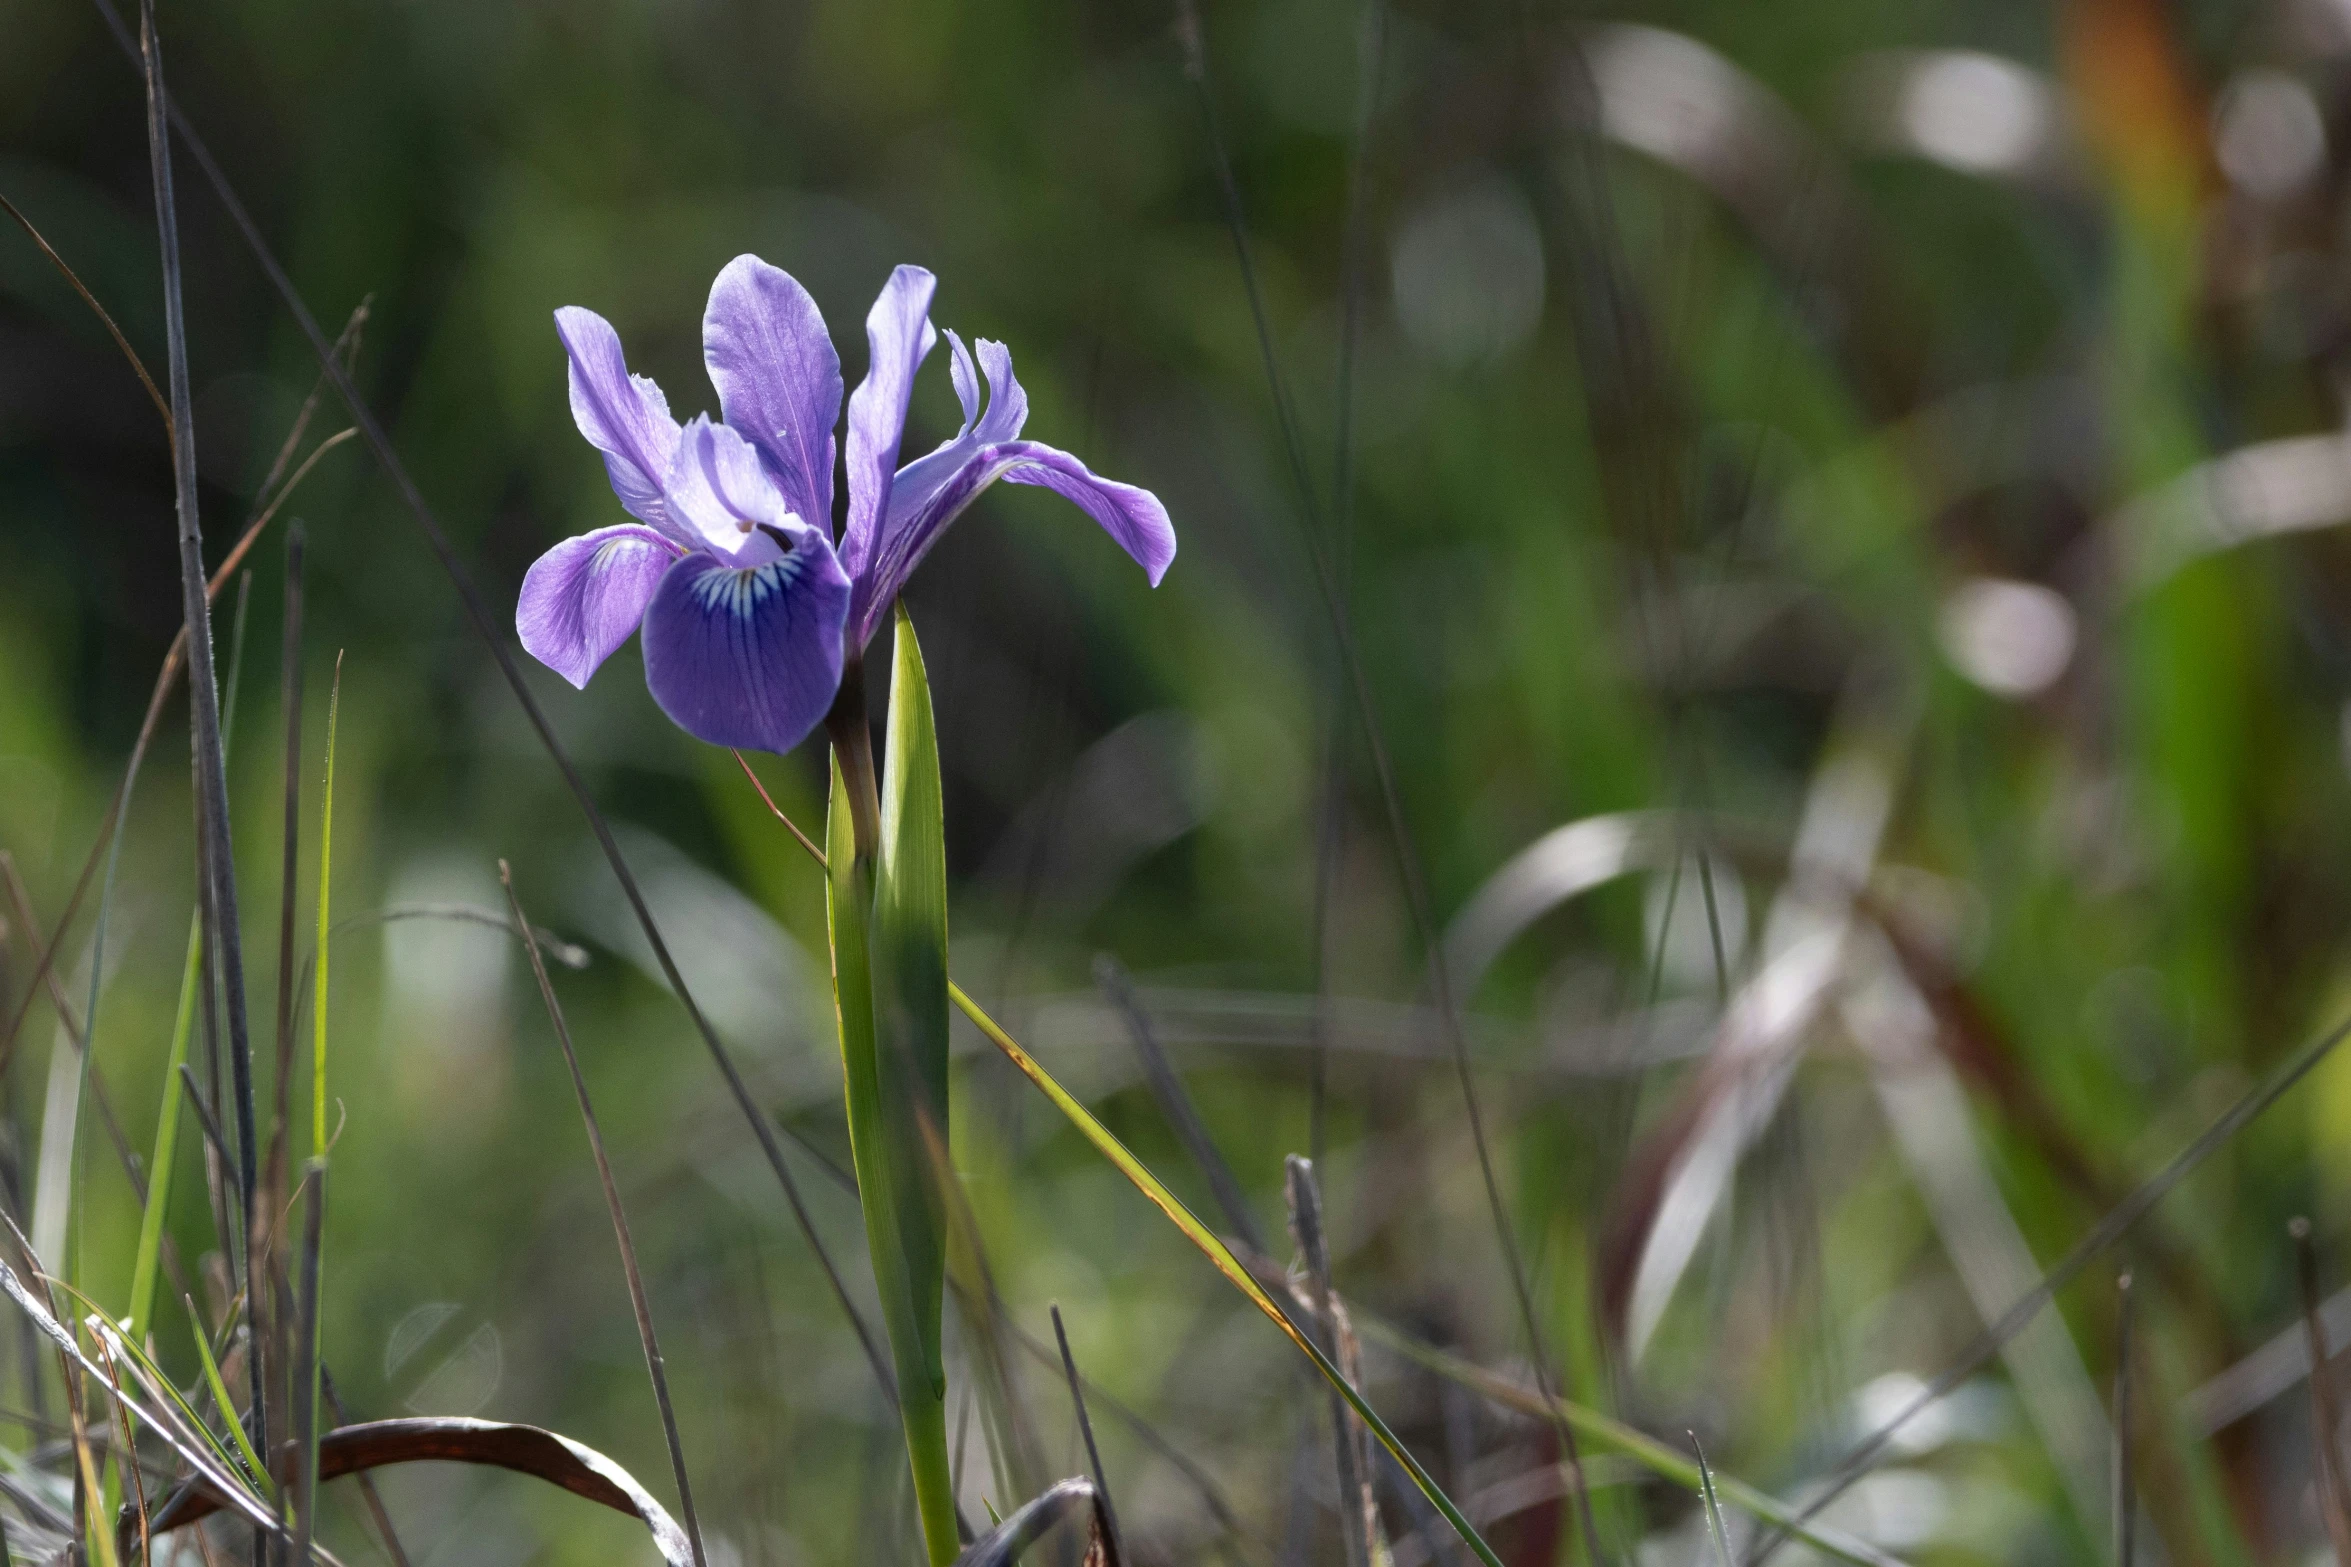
[{"x1": 827, "y1": 749, "x2": 957, "y2": 1567}]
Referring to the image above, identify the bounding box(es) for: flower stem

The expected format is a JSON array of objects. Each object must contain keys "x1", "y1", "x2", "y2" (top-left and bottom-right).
[{"x1": 825, "y1": 658, "x2": 882, "y2": 861}]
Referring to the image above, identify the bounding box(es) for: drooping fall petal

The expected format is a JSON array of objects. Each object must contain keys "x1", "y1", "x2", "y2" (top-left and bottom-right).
[
  {"x1": 516, "y1": 524, "x2": 684, "y2": 688},
  {"x1": 640, "y1": 537, "x2": 852, "y2": 754}
]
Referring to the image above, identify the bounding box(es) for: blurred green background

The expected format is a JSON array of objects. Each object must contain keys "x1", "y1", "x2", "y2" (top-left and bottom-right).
[{"x1": 11, "y1": 0, "x2": 2351, "y2": 1560}]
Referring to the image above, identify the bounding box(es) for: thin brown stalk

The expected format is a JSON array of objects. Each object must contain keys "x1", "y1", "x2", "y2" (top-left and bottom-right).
[
  {"x1": 95, "y1": 1326, "x2": 152, "y2": 1566},
  {"x1": 498, "y1": 862, "x2": 707, "y2": 1567},
  {"x1": 0, "y1": 188, "x2": 171, "y2": 435},
  {"x1": 733, "y1": 753, "x2": 827, "y2": 866},
  {"x1": 1286, "y1": 1156, "x2": 1373, "y2": 1567},
  {"x1": 320, "y1": 1370, "x2": 415, "y2": 1567}
]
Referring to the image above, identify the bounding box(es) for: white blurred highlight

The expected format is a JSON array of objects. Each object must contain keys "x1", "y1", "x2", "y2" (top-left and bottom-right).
[
  {"x1": 1937, "y1": 578, "x2": 2076, "y2": 697},
  {"x1": 2214, "y1": 71, "x2": 2326, "y2": 199},
  {"x1": 1841, "y1": 51, "x2": 2067, "y2": 182},
  {"x1": 1891, "y1": 52, "x2": 2055, "y2": 174},
  {"x1": 1582, "y1": 25, "x2": 1755, "y2": 176},
  {"x1": 2111, "y1": 430, "x2": 2351, "y2": 589}
]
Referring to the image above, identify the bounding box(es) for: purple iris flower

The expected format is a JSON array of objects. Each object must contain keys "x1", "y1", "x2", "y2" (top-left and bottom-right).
[{"x1": 516, "y1": 256, "x2": 1175, "y2": 754}]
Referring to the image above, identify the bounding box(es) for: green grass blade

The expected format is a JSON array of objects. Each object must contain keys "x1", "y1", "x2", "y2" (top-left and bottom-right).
[
  {"x1": 943, "y1": 981, "x2": 1507, "y2": 1567},
  {"x1": 829, "y1": 740, "x2": 956, "y2": 1567},
  {"x1": 873, "y1": 607, "x2": 957, "y2": 1566},
  {"x1": 127, "y1": 577, "x2": 258, "y2": 1347},
  {"x1": 45, "y1": 1278, "x2": 237, "y2": 1480},
  {"x1": 126, "y1": 912, "x2": 203, "y2": 1345},
  {"x1": 876, "y1": 605, "x2": 951, "y2": 1394},
  {"x1": 184, "y1": 1292, "x2": 272, "y2": 1496},
  {"x1": 1694, "y1": 1434, "x2": 1733, "y2": 1567}
]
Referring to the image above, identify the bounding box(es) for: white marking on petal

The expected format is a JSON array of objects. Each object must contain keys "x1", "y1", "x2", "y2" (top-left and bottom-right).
[{"x1": 685, "y1": 555, "x2": 813, "y2": 621}]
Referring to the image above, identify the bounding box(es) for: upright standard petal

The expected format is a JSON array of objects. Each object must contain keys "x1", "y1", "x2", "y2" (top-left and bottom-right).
[
  {"x1": 841, "y1": 265, "x2": 938, "y2": 581},
  {"x1": 851, "y1": 438, "x2": 1176, "y2": 648},
  {"x1": 666, "y1": 414, "x2": 802, "y2": 562},
  {"x1": 641, "y1": 536, "x2": 852, "y2": 755},
  {"x1": 703, "y1": 256, "x2": 842, "y2": 533},
  {"x1": 516, "y1": 524, "x2": 685, "y2": 688},
  {"x1": 555, "y1": 307, "x2": 686, "y2": 539}
]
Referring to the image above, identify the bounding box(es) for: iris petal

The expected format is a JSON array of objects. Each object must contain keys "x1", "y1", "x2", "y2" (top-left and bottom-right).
[
  {"x1": 841, "y1": 265, "x2": 938, "y2": 581},
  {"x1": 849, "y1": 334, "x2": 1171, "y2": 645},
  {"x1": 665, "y1": 415, "x2": 802, "y2": 563},
  {"x1": 516, "y1": 524, "x2": 684, "y2": 688},
  {"x1": 703, "y1": 256, "x2": 843, "y2": 533},
  {"x1": 554, "y1": 307, "x2": 687, "y2": 541},
  {"x1": 852, "y1": 439, "x2": 1174, "y2": 648},
  {"x1": 641, "y1": 535, "x2": 852, "y2": 754}
]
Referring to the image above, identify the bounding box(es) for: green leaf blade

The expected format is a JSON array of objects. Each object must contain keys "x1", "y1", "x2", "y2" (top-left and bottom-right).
[
  {"x1": 828, "y1": 685, "x2": 958, "y2": 1567},
  {"x1": 874, "y1": 604, "x2": 951, "y2": 1398}
]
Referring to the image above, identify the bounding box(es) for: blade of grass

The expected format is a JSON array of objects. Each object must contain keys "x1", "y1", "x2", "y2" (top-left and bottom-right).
[
  {"x1": 1692, "y1": 1435, "x2": 1732, "y2": 1567},
  {"x1": 45, "y1": 1278, "x2": 241, "y2": 1485},
  {"x1": 128, "y1": 915, "x2": 202, "y2": 1346},
  {"x1": 831, "y1": 741, "x2": 955, "y2": 1566},
  {"x1": 1048, "y1": 1305, "x2": 1123, "y2": 1567},
  {"x1": 70, "y1": 1383, "x2": 123, "y2": 1567},
  {"x1": 0, "y1": 1263, "x2": 274, "y2": 1535},
  {"x1": 870, "y1": 607, "x2": 958, "y2": 1567},
  {"x1": 181, "y1": 1292, "x2": 269, "y2": 1497},
  {"x1": 499, "y1": 862, "x2": 707, "y2": 1567}
]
